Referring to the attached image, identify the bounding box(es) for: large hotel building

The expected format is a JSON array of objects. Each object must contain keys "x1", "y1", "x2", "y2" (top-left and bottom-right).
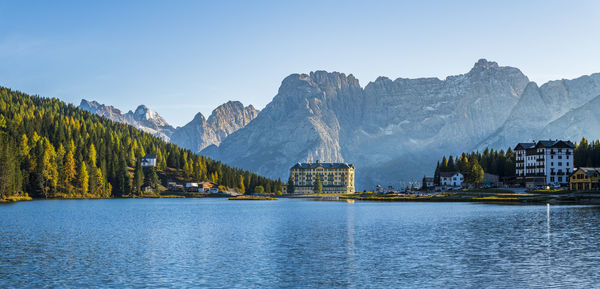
[
  {"x1": 289, "y1": 161, "x2": 355, "y2": 194},
  {"x1": 515, "y1": 140, "x2": 575, "y2": 188}
]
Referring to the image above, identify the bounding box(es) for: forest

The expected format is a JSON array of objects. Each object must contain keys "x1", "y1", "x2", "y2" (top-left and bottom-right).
[
  {"x1": 433, "y1": 137, "x2": 600, "y2": 186},
  {"x1": 0, "y1": 87, "x2": 283, "y2": 200}
]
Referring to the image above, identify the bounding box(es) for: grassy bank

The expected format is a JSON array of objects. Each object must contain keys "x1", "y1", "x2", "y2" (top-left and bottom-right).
[
  {"x1": 229, "y1": 196, "x2": 277, "y2": 200},
  {"x1": 341, "y1": 189, "x2": 600, "y2": 204},
  {"x1": 0, "y1": 194, "x2": 33, "y2": 203}
]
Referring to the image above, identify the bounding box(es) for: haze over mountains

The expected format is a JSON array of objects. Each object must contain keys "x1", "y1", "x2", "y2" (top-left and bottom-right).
[
  {"x1": 79, "y1": 99, "x2": 259, "y2": 150},
  {"x1": 80, "y1": 59, "x2": 600, "y2": 188}
]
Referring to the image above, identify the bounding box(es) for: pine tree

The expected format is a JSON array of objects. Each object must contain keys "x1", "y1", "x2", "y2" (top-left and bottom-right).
[
  {"x1": 63, "y1": 149, "x2": 77, "y2": 192},
  {"x1": 313, "y1": 175, "x2": 323, "y2": 194},
  {"x1": 89, "y1": 143, "x2": 97, "y2": 168},
  {"x1": 469, "y1": 159, "x2": 484, "y2": 186},
  {"x1": 94, "y1": 167, "x2": 108, "y2": 197},
  {"x1": 287, "y1": 175, "x2": 295, "y2": 195},
  {"x1": 79, "y1": 161, "x2": 89, "y2": 195},
  {"x1": 40, "y1": 138, "x2": 59, "y2": 198},
  {"x1": 434, "y1": 161, "x2": 441, "y2": 185},
  {"x1": 133, "y1": 158, "x2": 144, "y2": 194},
  {"x1": 238, "y1": 175, "x2": 245, "y2": 194}
]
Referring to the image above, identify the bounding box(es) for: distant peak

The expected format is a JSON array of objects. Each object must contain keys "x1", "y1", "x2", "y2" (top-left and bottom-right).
[
  {"x1": 191, "y1": 112, "x2": 206, "y2": 122},
  {"x1": 135, "y1": 105, "x2": 150, "y2": 113},
  {"x1": 471, "y1": 59, "x2": 499, "y2": 71}
]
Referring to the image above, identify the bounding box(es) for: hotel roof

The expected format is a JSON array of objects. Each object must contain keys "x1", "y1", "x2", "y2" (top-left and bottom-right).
[
  {"x1": 291, "y1": 162, "x2": 354, "y2": 169},
  {"x1": 515, "y1": 140, "x2": 575, "y2": 150}
]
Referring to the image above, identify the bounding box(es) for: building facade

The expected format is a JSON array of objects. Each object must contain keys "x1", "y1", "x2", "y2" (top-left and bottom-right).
[
  {"x1": 515, "y1": 140, "x2": 575, "y2": 188},
  {"x1": 440, "y1": 172, "x2": 463, "y2": 187},
  {"x1": 289, "y1": 161, "x2": 355, "y2": 194},
  {"x1": 141, "y1": 154, "x2": 157, "y2": 167},
  {"x1": 422, "y1": 177, "x2": 435, "y2": 188},
  {"x1": 569, "y1": 167, "x2": 600, "y2": 191}
]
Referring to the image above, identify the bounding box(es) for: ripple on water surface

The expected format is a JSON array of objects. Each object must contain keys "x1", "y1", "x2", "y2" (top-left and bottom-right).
[{"x1": 1, "y1": 199, "x2": 600, "y2": 288}]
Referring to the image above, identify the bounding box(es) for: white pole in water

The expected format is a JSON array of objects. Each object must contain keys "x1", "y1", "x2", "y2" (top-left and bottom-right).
[{"x1": 546, "y1": 203, "x2": 551, "y2": 240}]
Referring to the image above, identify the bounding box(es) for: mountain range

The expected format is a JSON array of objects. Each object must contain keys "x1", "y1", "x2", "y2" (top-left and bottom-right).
[
  {"x1": 79, "y1": 59, "x2": 600, "y2": 188},
  {"x1": 79, "y1": 99, "x2": 259, "y2": 150}
]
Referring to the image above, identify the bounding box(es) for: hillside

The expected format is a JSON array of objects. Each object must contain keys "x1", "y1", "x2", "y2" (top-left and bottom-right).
[{"x1": 0, "y1": 87, "x2": 281, "y2": 199}]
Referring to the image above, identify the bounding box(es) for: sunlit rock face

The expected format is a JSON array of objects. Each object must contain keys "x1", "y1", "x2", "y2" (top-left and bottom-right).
[
  {"x1": 170, "y1": 101, "x2": 259, "y2": 152},
  {"x1": 204, "y1": 59, "x2": 534, "y2": 187}
]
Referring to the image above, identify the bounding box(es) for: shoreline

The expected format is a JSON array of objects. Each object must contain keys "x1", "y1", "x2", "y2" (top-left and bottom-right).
[{"x1": 4, "y1": 190, "x2": 600, "y2": 205}]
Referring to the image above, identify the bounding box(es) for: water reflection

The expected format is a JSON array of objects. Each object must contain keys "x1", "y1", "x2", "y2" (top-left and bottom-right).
[{"x1": 1, "y1": 200, "x2": 600, "y2": 288}]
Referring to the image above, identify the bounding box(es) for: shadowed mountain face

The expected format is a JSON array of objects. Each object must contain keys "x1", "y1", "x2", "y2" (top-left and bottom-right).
[
  {"x1": 82, "y1": 59, "x2": 600, "y2": 189},
  {"x1": 476, "y1": 73, "x2": 600, "y2": 150}
]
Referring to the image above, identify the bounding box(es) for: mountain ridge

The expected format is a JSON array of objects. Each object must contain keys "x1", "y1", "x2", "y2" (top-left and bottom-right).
[{"x1": 81, "y1": 59, "x2": 600, "y2": 188}]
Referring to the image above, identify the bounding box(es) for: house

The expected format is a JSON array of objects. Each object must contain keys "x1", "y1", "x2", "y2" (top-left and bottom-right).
[
  {"x1": 483, "y1": 173, "x2": 499, "y2": 187},
  {"x1": 141, "y1": 154, "x2": 157, "y2": 167},
  {"x1": 440, "y1": 171, "x2": 463, "y2": 187},
  {"x1": 167, "y1": 182, "x2": 184, "y2": 192},
  {"x1": 569, "y1": 167, "x2": 600, "y2": 191},
  {"x1": 199, "y1": 182, "x2": 216, "y2": 191},
  {"x1": 289, "y1": 160, "x2": 355, "y2": 194},
  {"x1": 515, "y1": 140, "x2": 575, "y2": 188},
  {"x1": 422, "y1": 177, "x2": 435, "y2": 188}
]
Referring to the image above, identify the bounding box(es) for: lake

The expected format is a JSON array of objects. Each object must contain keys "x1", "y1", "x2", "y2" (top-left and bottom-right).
[{"x1": 1, "y1": 199, "x2": 600, "y2": 288}]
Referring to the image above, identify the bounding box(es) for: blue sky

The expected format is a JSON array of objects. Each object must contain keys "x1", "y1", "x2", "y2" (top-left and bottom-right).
[{"x1": 1, "y1": 0, "x2": 599, "y2": 126}]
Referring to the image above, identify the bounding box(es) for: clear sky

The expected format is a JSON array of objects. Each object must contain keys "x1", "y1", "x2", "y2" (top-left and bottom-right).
[{"x1": 1, "y1": 0, "x2": 599, "y2": 126}]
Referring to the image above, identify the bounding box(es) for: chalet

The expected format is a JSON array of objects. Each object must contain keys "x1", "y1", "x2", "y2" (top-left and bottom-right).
[
  {"x1": 199, "y1": 182, "x2": 216, "y2": 191},
  {"x1": 514, "y1": 140, "x2": 575, "y2": 188},
  {"x1": 141, "y1": 154, "x2": 157, "y2": 167},
  {"x1": 569, "y1": 167, "x2": 600, "y2": 191},
  {"x1": 440, "y1": 171, "x2": 463, "y2": 187},
  {"x1": 483, "y1": 173, "x2": 499, "y2": 187},
  {"x1": 422, "y1": 177, "x2": 435, "y2": 188},
  {"x1": 167, "y1": 182, "x2": 184, "y2": 192}
]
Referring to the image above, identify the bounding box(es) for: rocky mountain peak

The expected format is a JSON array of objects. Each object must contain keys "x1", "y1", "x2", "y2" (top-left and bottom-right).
[
  {"x1": 169, "y1": 100, "x2": 260, "y2": 153},
  {"x1": 470, "y1": 58, "x2": 499, "y2": 71},
  {"x1": 190, "y1": 112, "x2": 206, "y2": 123},
  {"x1": 79, "y1": 99, "x2": 101, "y2": 112}
]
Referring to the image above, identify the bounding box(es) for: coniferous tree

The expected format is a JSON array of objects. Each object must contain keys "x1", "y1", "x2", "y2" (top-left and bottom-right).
[
  {"x1": 313, "y1": 175, "x2": 323, "y2": 194},
  {"x1": 237, "y1": 175, "x2": 245, "y2": 194},
  {"x1": 434, "y1": 161, "x2": 441, "y2": 185},
  {"x1": 287, "y1": 176, "x2": 295, "y2": 195},
  {"x1": 0, "y1": 86, "x2": 280, "y2": 199},
  {"x1": 133, "y1": 158, "x2": 144, "y2": 194},
  {"x1": 79, "y1": 161, "x2": 89, "y2": 195},
  {"x1": 63, "y1": 149, "x2": 77, "y2": 192}
]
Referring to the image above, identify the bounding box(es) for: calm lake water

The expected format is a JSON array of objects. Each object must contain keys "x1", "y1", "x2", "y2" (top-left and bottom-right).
[{"x1": 1, "y1": 199, "x2": 600, "y2": 288}]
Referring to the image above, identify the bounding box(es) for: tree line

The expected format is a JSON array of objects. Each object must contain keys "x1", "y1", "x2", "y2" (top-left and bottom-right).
[
  {"x1": 433, "y1": 147, "x2": 516, "y2": 186},
  {"x1": 432, "y1": 137, "x2": 600, "y2": 187},
  {"x1": 0, "y1": 86, "x2": 281, "y2": 199}
]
